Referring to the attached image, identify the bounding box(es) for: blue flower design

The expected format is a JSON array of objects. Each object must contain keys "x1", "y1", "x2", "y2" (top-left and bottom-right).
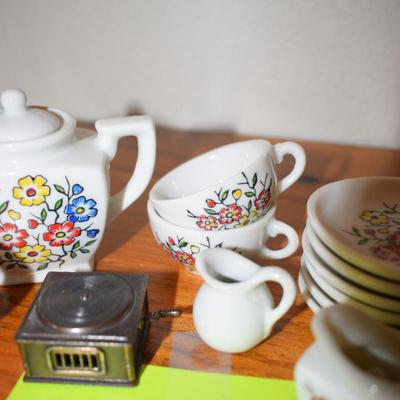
[
  {"x1": 72, "y1": 184, "x2": 83, "y2": 195},
  {"x1": 65, "y1": 196, "x2": 98, "y2": 223},
  {"x1": 87, "y1": 229, "x2": 99, "y2": 238}
]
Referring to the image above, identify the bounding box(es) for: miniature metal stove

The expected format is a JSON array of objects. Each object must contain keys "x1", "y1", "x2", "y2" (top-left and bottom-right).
[{"x1": 15, "y1": 272, "x2": 150, "y2": 386}]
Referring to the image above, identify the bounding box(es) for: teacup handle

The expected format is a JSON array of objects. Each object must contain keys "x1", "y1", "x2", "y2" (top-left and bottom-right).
[
  {"x1": 249, "y1": 267, "x2": 296, "y2": 327},
  {"x1": 95, "y1": 116, "x2": 156, "y2": 222},
  {"x1": 273, "y1": 142, "x2": 306, "y2": 196},
  {"x1": 257, "y1": 218, "x2": 299, "y2": 259}
]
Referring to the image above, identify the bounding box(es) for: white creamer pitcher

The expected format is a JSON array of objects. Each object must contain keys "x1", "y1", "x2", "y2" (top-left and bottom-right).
[
  {"x1": 0, "y1": 89, "x2": 156, "y2": 285},
  {"x1": 193, "y1": 248, "x2": 296, "y2": 353}
]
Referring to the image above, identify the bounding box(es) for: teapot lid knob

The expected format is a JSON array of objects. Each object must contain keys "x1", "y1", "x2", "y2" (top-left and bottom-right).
[
  {"x1": 0, "y1": 89, "x2": 27, "y2": 112},
  {"x1": 0, "y1": 88, "x2": 61, "y2": 142}
]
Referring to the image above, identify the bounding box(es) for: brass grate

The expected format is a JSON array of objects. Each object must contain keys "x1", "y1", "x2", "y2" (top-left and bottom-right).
[{"x1": 47, "y1": 346, "x2": 105, "y2": 375}]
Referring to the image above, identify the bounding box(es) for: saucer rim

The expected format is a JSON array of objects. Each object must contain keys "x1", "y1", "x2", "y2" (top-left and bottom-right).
[
  {"x1": 307, "y1": 176, "x2": 400, "y2": 280},
  {"x1": 304, "y1": 222, "x2": 400, "y2": 296},
  {"x1": 300, "y1": 255, "x2": 400, "y2": 325},
  {"x1": 302, "y1": 232, "x2": 400, "y2": 312}
]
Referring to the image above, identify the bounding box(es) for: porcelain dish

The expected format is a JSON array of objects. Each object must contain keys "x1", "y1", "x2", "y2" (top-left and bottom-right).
[
  {"x1": 305, "y1": 223, "x2": 400, "y2": 297},
  {"x1": 300, "y1": 256, "x2": 400, "y2": 326},
  {"x1": 299, "y1": 263, "x2": 333, "y2": 308},
  {"x1": 0, "y1": 89, "x2": 156, "y2": 285},
  {"x1": 147, "y1": 201, "x2": 299, "y2": 274},
  {"x1": 298, "y1": 271, "x2": 321, "y2": 313},
  {"x1": 193, "y1": 249, "x2": 296, "y2": 352},
  {"x1": 307, "y1": 177, "x2": 400, "y2": 281},
  {"x1": 149, "y1": 139, "x2": 305, "y2": 230},
  {"x1": 302, "y1": 232, "x2": 400, "y2": 312},
  {"x1": 295, "y1": 304, "x2": 400, "y2": 400}
]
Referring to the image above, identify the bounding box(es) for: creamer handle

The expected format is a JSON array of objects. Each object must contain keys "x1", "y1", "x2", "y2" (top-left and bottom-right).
[
  {"x1": 95, "y1": 116, "x2": 156, "y2": 222},
  {"x1": 249, "y1": 267, "x2": 296, "y2": 329}
]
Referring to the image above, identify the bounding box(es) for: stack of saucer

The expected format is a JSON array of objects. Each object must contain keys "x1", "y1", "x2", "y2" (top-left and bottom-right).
[
  {"x1": 300, "y1": 177, "x2": 400, "y2": 326},
  {"x1": 148, "y1": 139, "x2": 306, "y2": 274}
]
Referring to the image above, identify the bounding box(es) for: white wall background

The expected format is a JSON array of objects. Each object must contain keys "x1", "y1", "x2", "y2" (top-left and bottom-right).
[{"x1": 1, "y1": 0, "x2": 400, "y2": 148}]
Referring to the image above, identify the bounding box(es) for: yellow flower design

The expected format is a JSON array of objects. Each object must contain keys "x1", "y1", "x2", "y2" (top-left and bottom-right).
[
  {"x1": 8, "y1": 210, "x2": 21, "y2": 221},
  {"x1": 360, "y1": 210, "x2": 389, "y2": 225},
  {"x1": 15, "y1": 245, "x2": 51, "y2": 264},
  {"x1": 236, "y1": 214, "x2": 250, "y2": 228},
  {"x1": 249, "y1": 209, "x2": 260, "y2": 221},
  {"x1": 378, "y1": 228, "x2": 389, "y2": 234},
  {"x1": 232, "y1": 189, "x2": 242, "y2": 200},
  {"x1": 12, "y1": 175, "x2": 50, "y2": 206}
]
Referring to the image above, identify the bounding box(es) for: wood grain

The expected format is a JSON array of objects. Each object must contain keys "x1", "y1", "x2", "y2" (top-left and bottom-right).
[{"x1": 0, "y1": 126, "x2": 399, "y2": 398}]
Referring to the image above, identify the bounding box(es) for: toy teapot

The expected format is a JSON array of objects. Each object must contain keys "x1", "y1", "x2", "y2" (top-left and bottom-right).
[
  {"x1": 193, "y1": 248, "x2": 296, "y2": 353},
  {"x1": 295, "y1": 304, "x2": 400, "y2": 400},
  {"x1": 0, "y1": 89, "x2": 156, "y2": 285}
]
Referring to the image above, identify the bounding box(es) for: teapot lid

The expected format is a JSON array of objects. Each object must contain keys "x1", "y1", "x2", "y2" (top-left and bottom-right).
[{"x1": 0, "y1": 89, "x2": 60, "y2": 142}]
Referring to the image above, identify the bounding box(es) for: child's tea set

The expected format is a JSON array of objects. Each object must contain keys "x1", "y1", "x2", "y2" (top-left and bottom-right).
[
  {"x1": 0, "y1": 89, "x2": 156, "y2": 285},
  {"x1": 192, "y1": 248, "x2": 296, "y2": 353},
  {"x1": 149, "y1": 139, "x2": 305, "y2": 229},
  {"x1": 2, "y1": 89, "x2": 399, "y2": 398},
  {"x1": 148, "y1": 136, "x2": 305, "y2": 274},
  {"x1": 295, "y1": 304, "x2": 400, "y2": 400}
]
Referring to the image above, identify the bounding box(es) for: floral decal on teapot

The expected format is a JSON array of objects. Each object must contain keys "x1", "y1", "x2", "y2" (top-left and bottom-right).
[
  {"x1": 187, "y1": 172, "x2": 272, "y2": 231},
  {"x1": 157, "y1": 234, "x2": 224, "y2": 274},
  {"x1": 0, "y1": 175, "x2": 100, "y2": 272},
  {"x1": 343, "y1": 202, "x2": 400, "y2": 264}
]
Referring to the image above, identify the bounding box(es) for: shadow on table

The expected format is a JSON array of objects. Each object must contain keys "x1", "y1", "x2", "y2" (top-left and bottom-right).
[{"x1": 0, "y1": 282, "x2": 36, "y2": 317}]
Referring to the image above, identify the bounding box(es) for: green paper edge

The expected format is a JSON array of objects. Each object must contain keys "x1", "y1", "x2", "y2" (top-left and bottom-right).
[{"x1": 7, "y1": 364, "x2": 295, "y2": 400}]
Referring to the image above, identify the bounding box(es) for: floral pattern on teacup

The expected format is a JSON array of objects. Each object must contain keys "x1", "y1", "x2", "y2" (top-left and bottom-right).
[
  {"x1": 0, "y1": 175, "x2": 100, "y2": 272},
  {"x1": 343, "y1": 202, "x2": 400, "y2": 264},
  {"x1": 157, "y1": 235, "x2": 224, "y2": 273},
  {"x1": 187, "y1": 172, "x2": 272, "y2": 231}
]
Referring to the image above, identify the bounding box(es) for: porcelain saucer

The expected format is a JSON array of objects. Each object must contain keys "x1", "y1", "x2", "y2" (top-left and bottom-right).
[
  {"x1": 307, "y1": 177, "x2": 400, "y2": 281},
  {"x1": 297, "y1": 271, "x2": 321, "y2": 313},
  {"x1": 302, "y1": 232, "x2": 400, "y2": 312},
  {"x1": 305, "y1": 222, "x2": 400, "y2": 297},
  {"x1": 301, "y1": 256, "x2": 400, "y2": 326},
  {"x1": 299, "y1": 266, "x2": 334, "y2": 308}
]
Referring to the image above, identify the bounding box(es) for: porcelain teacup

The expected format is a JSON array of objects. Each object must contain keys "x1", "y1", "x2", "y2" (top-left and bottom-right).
[
  {"x1": 149, "y1": 139, "x2": 305, "y2": 230},
  {"x1": 147, "y1": 200, "x2": 299, "y2": 274},
  {"x1": 295, "y1": 304, "x2": 400, "y2": 399}
]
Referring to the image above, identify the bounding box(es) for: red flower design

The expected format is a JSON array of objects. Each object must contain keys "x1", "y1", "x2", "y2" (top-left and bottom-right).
[
  {"x1": 388, "y1": 231, "x2": 400, "y2": 248},
  {"x1": 43, "y1": 221, "x2": 81, "y2": 246},
  {"x1": 196, "y1": 215, "x2": 218, "y2": 231},
  {"x1": 206, "y1": 199, "x2": 216, "y2": 208},
  {"x1": 168, "y1": 237, "x2": 175, "y2": 245},
  {"x1": 255, "y1": 189, "x2": 271, "y2": 210},
  {"x1": 0, "y1": 223, "x2": 28, "y2": 250},
  {"x1": 28, "y1": 219, "x2": 39, "y2": 229},
  {"x1": 218, "y1": 204, "x2": 242, "y2": 225},
  {"x1": 370, "y1": 244, "x2": 400, "y2": 263},
  {"x1": 174, "y1": 251, "x2": 195, "y2": 265}
]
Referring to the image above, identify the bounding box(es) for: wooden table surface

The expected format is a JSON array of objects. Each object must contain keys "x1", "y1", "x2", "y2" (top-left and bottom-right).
[{"x1": 0, "y1": 127, "x2": 399, "y2": 399}]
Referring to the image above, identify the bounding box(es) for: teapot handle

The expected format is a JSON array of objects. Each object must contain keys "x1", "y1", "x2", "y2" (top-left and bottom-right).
[
  {"x1": 257, "y1": 217, "x2": 299, "y2": 259},
  {"x1": 272, "y1": 142, "x2": 306, "y2": 196},
  {"x1": 95, "y1": 116, "x2": 156, "y2": 222}
]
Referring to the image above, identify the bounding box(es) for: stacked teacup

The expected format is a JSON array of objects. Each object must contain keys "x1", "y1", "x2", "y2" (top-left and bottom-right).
[{"x1": 148, "y1": 139, "x2": 306, "y2": 274}]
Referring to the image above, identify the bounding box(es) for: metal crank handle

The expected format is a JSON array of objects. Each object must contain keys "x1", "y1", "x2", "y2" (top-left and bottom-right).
[{"x1": 146, "y1": 308, "x2": 182, "y2": 322}]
